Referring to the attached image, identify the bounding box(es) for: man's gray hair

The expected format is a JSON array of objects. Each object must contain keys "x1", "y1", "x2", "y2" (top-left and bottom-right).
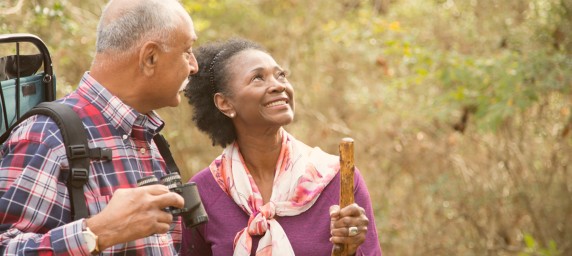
[{"x1": 95, "y1": 0, "x2": 181, "y2": 55}]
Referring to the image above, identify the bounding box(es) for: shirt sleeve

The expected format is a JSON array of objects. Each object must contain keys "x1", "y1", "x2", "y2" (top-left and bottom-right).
[
  {"x1": 353, "y1": 168, "x2": 383, "y2": 256},
  {"x1": 0, "y1": 116, "x2": 91, "y2": 255}
]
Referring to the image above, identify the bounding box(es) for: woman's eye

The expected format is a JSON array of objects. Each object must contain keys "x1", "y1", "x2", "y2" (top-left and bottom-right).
[
  {"x1": 277, "y1": 71, "x2": 288, "y2": 80},
  {"x1": 252, "y1": 75, "x2": 263, "y2": 81}
]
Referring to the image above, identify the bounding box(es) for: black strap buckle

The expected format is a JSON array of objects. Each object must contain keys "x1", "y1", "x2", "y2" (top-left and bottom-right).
[
  {"x1": 68, "y1": 144, "x2": 88, "y2": 159},
  {"x1": 70, "y1": 168, "x2": 88, "y2": 187},
  {"x1": 89, "y1": 147, "x2": 112, "y2": 161}
]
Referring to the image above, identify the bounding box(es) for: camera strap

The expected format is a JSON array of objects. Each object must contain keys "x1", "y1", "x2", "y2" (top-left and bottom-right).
[{"x1": 153, "y1": 133, "x2": 180, "y2": 175}]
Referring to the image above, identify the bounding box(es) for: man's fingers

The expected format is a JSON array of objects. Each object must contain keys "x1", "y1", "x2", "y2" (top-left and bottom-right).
[
  {"x1": 155, "y1": 222, "x2": 172, "y2": 234},
  {"x1": 136, "y1": 184, "x2": 184, "y2": 209},
  {"x1": 155, "y1": 209, "x2": 175, "y2": 223},
  {"x1": 141, "y1": 184, "x2": 171, "y2": 195},
  {"x1": 154, "y1": 190, "x2": 185, "y2": 209}
]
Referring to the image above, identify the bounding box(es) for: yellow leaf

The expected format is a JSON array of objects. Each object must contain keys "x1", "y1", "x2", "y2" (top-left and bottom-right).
[{"x1": 389, "y1": 21, "x2": 401, "y2": 31}]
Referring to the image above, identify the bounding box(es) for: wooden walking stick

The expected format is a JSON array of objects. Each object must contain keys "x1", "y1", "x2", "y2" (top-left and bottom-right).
[{"x1": 332, "y1": 137, "x2": 355, "y2": 256}]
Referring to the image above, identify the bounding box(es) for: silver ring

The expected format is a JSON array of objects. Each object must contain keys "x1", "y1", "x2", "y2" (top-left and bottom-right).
[{"x1": 348, "y1": 226, "x2": 359, "y2": 237}]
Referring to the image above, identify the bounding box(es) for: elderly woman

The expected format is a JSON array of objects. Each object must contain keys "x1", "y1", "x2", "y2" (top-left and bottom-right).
[{"x1": 182, "y1": 38, "x2": 382, "y2": 256}]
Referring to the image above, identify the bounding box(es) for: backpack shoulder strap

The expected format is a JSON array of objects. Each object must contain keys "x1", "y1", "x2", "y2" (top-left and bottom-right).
[
  {"x1": 2, "y1": 102, "x2": 94, "y2": 220},
  {"x1": 31, "y1": 102, "x2": 92, "y2": 220}
]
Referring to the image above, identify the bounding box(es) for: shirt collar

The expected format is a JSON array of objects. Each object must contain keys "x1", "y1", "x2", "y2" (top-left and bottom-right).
[{"x1": 76, "y1": 72, "x2": 164, "y2": 136}]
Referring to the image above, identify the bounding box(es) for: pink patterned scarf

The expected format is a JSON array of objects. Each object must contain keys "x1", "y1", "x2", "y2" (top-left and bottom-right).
[{"x1": 209, "y1": 129, "x2": 339, "y2": 255}]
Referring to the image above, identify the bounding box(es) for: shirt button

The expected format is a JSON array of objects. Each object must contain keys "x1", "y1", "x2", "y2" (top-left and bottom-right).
[
  {"x1": 122, "y1": 134, "x2": 128, "y2": 140},
  {"x1": 160, "y1": 235, "x2": 169, "y2": 243},
  {"x1": 140, "y1": 148, "x2": 146, "y2": 154}
]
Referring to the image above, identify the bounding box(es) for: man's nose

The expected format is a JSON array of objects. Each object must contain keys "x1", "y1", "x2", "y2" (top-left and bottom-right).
[{"x1": 189, "y1": 54, "x2": 199, "y2": 75}]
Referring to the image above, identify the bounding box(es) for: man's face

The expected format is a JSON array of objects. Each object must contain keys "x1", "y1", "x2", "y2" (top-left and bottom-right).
[{"x1": 150, "y1": 15, "x2": 198, "y2": 110}]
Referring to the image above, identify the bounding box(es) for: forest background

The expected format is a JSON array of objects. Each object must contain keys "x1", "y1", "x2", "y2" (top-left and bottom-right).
[{"x1": 1, "y1": 0, "x2": 571, "y2": 255}]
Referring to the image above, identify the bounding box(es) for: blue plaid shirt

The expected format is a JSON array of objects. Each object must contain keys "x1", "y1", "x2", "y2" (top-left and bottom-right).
[{"x1": 0, "y1": 72, "x2": 181, "y2": 255}]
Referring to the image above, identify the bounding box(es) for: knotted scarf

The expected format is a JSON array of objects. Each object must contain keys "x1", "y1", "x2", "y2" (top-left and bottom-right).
[{"x1": 209, "y1": 129, "x2": 340, "y2": 255}]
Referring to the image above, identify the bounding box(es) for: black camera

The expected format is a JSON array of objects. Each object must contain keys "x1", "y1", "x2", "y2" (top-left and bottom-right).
[{"x1": 137, "y1": 173, "x2": 208, "y2": 228}]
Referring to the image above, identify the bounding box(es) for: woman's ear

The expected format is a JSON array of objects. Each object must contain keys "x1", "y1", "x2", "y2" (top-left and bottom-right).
[
  {"x1": 139, "y1": 41, "x2": 160, "y2": 76},
  {"x1": 214, "y1": 92, "x2": 235, "y2": 118}
]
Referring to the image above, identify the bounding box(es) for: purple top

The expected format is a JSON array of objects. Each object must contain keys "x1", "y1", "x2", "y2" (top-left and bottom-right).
[{"x1": 181, "y1": 167, "x2": 382, "y2": 256}]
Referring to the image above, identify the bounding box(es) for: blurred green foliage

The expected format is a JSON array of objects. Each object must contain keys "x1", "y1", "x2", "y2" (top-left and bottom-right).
[
  {"x1": 520, "y1": 234, "x2": 559, "y2": 256},
  {"x1": 1, "y1": 0, "x2": 571, "y2": 255}
]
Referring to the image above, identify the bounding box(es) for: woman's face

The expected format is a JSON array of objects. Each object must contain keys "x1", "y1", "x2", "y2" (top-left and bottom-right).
[{"x1": 224, "y1": 49, "x2": 295, "y2": 129}]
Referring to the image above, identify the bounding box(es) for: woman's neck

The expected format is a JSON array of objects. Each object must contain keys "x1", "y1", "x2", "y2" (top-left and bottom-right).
[
  {"x1": 236, "y1": 131, "x2": 282, "y2": 177},
  {"x1": 235, "y1": 130, "x2": 283, "y2": 203}
]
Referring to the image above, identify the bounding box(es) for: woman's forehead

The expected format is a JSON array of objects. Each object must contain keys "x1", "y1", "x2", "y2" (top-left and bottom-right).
[{"x1": 229, "y1": 50, "x2": 278, "y2": 71}]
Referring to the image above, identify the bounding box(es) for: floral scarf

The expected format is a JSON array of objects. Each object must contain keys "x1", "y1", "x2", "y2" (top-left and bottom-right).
[{"x1": 209, "y1": 129, "x2": 340, "y2": 255}]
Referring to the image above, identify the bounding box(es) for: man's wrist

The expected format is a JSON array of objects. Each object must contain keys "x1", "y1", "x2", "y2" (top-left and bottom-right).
[{"x1": 82, "y1": 219, "x2": 101, "y2": 254}]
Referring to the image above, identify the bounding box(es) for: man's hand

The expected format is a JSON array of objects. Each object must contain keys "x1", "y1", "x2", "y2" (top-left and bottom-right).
[{"x1": 85, "y1": 184, "x2": 184, "y2": 251}]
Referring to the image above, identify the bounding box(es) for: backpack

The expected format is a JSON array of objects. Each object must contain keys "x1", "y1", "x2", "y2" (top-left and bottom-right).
[
  {"x1": 0, "y1": 33, "x2": 180, "y2": 221},
  {"x1": 0, "y1": 33, "x2": 55, "y2": 135}
]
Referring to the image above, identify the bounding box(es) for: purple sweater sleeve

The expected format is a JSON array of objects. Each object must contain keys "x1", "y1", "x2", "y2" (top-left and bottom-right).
[
  {"x1": 181, "y1": 167, "x2": 382, "y2": 256},
  {"x1": 352, "y1": 168, "x2": 382, "y2": 256}
]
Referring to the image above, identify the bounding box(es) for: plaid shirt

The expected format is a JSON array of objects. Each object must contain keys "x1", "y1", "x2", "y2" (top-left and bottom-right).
[{"x1": 0, "y1": 73, "x2": 181, "y2": 255}]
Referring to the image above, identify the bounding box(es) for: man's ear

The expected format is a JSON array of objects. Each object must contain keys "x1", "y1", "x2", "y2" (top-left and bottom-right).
[
  {"x1": 214, "y1": 92, "x2": 235, "y2": 117},
  {"x1": 139, "y1": 41, "x2": 160, "y2": 76}
]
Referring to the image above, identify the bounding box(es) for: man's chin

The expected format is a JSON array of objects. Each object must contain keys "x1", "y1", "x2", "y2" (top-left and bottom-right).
[{"x1": 171, "y1": 95, "x2": 182, "y2": 107}]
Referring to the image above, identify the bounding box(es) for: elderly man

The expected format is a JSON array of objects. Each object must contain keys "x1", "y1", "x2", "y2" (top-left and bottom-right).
[{"x1": 0, "y1": 0, "x2": 198, "y2": 254}]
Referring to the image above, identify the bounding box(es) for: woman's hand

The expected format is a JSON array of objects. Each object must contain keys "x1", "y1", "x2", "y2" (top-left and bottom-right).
[{"x1": 329, "y1": 203, "x2": 369, "y2": 256}]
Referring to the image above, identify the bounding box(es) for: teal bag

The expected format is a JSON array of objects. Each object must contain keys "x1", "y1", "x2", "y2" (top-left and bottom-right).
[{"x1": 0, "y1": 34, "x2": 56, "y2": 136}]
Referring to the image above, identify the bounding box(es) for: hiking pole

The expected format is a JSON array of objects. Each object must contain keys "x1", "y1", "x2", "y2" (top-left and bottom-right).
[{"x1": 332, "y1": 137, "x2": 355, "y2": 256}]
